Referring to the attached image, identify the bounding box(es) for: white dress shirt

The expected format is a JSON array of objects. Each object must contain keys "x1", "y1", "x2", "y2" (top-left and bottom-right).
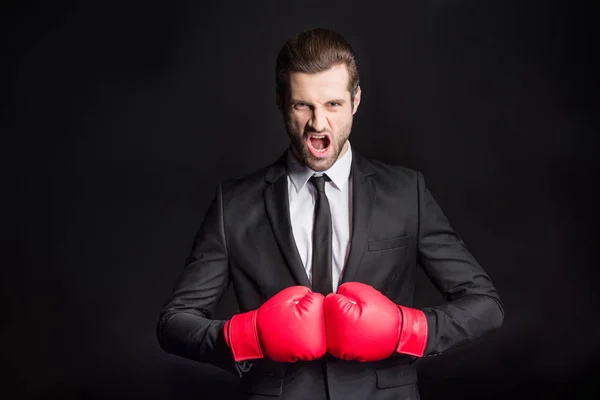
[{"x1": 286, "y1": 142, "x2": 353, "y2": 293}]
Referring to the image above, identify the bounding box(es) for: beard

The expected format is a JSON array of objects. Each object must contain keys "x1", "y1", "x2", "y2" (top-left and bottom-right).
[{"x1": 285, "y1": 118, "x2": 353, "y2": 172}]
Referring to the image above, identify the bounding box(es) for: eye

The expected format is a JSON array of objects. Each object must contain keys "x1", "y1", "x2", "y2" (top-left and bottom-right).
[
  {"x1": 327, "y1": 102, "x2": 341, "y2": 108},
  {"x1": 293, "y1": 102, "x2": 309, "y2": 110}
]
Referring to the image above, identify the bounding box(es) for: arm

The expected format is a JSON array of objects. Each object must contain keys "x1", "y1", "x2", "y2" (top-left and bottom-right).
[
  {"x1": 416, "y1": 171, "x2": 505, "y2": 356},
  {"x1": 323, "y1": 172, "x2": 504, "y2": 362},
  {"x1": 156, "y1": 182, "x2": 244, "y2": 376},
  {"x1": 156, "y1": 183, "x2": 327, "y2": 373}
]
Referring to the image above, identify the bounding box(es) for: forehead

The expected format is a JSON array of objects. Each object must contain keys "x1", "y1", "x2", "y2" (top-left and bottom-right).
[{"x1": 288, "y1": 64, "x2": 351, "y2": 100}]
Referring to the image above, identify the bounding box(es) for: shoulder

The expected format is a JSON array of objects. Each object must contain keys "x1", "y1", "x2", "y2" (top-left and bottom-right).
[
  {"x1": 368, "y1": 157, "x2": 419, "y2": 178},
  {"x1": 356, "y1": 152, "x2": 423, "y2": 189},
  {"x1": 220, "y1": 166, "x2": 269, "y2": 193},
  {"x1": 217, "y1": 153, "x2": 286, "y2": 199}
]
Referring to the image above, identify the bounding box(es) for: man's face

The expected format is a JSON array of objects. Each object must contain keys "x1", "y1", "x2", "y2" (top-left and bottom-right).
[{"x1": 281, "y1": 64, "x2": 361, "y2": 172}]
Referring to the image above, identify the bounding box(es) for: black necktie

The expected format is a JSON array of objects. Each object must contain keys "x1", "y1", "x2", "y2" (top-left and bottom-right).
[{"x1": 309, "y1": 175, "x2": 333, "y2": 295}]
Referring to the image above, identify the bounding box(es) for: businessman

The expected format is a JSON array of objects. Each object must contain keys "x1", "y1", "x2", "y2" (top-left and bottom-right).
[{"x1": 157, "y1": 28, "x2": 504, "y2": 400}]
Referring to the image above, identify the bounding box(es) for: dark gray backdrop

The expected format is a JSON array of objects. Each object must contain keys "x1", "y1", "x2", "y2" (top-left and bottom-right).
[{"x1": 4, "y1": 0, "x2": 599, "y2": 399}]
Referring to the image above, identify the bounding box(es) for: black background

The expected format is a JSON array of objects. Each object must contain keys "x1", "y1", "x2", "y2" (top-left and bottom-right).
[{"x1": 4, "y1": 1, "x2": 599, "y2": 399}]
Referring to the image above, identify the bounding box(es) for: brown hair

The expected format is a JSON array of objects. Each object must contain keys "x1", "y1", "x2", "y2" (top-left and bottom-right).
[{"x1": 275, "y1": 28, "x2": 360, "y2": 107}]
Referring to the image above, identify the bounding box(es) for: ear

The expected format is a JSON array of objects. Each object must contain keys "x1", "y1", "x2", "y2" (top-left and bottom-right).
[{"x1": 352, "y1": 86, "x2": 362, "y2": 115}]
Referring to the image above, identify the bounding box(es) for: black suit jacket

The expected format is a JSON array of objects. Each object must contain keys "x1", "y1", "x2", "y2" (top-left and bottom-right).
[{"x1": 157, "y1": 149, "x2": 504, "y2": 400}]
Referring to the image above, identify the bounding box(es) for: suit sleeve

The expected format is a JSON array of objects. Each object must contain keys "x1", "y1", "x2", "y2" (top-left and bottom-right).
[
  {"x1": 415, "y1": 171, "x2": 504, "y2": 356},
  {"x1": 156, "y1": 182, "x2": 247, "y2": 376}
]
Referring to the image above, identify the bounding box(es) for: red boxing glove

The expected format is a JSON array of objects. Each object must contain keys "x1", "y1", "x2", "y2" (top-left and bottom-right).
[
  {"x1": 324, "y1": 282, "x2": 428, "y2": 361},
  {"x1": 224, "y1": 286, "x2": 326, "y2": 362}
]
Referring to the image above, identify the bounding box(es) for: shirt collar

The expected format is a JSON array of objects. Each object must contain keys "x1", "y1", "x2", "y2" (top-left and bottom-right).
[{"x1": 287, "y1": 141, "x2": 353, "y2": 193}]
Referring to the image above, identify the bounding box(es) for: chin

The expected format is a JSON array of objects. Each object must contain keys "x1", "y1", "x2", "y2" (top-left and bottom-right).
[{"x1": 305, "y1": 156, "x2": 335, "y2": 172}]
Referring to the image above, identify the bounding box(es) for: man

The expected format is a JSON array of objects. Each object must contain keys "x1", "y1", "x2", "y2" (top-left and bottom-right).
[{"x1": 157, "y1": 28, "x2": 504, "y2": 400}]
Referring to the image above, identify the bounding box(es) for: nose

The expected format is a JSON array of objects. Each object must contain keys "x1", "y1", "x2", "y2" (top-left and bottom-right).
[{"x1": 309, "y1": 107, "x2": 327, "y2": 133}]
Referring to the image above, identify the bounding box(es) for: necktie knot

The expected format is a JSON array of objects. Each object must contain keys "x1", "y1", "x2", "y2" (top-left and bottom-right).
[{"x1": 310, "y1": 175, "x2": 329, "y2": 193}]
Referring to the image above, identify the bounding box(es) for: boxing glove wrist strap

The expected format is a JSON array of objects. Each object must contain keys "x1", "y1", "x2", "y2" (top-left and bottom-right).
[
  {"x1": 396, "y1": 305, "x2": 428, "y2": 357},
  {"x1": 224, "y1": 310, "x2": 264, "y2": 362}
]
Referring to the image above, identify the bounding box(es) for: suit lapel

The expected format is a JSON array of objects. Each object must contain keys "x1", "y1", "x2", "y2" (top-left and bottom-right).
[
  {"x1": 340, "y1": 152, "x2": 376, "y2": 285},
  {"x1": 263, "y1": 153, "x2": 311, "y2": 288}
]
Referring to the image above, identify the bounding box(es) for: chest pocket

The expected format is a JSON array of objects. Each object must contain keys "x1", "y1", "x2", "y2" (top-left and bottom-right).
[{"x1": 368, "y1": 235, "x2": 410, "y2": 252}]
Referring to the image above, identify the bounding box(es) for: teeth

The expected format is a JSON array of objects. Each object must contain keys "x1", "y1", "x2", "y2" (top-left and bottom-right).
[{"x1": 312, "y1": 135, "x2": 326, "y2": 139}]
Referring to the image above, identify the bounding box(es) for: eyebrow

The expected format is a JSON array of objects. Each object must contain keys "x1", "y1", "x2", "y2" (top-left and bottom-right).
[{"x1": 290, "y1": 99, "x2": 348, "y2": 105}]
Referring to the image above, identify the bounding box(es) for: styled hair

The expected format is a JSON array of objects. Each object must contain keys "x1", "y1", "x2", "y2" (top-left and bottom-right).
[{"x1": 275, "y1": 28, "x2": 360, "y2": 106}]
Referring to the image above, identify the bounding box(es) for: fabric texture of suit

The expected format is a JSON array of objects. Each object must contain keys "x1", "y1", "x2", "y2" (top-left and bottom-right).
[{"x1": 157, "y1": 149, "x2": 504, "y2": 400}]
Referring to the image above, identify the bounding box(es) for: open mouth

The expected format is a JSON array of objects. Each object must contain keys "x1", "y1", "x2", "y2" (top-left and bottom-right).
[{"x1": 307, "y1": 134, "x2": 331, "y2": 157}]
